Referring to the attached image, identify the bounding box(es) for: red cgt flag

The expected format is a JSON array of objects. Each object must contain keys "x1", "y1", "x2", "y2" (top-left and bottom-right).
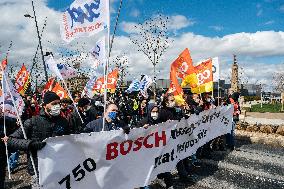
[
  {"x1": 93, "y1": 69, "x2": 119, "y2": 93},
  {"x1": 171, "y1": 48, "x2": 194, "y2": 79},
  {"x1": 15, "y1": 64, "x2": 30, "y2": 96},
  {"x1": 1, "y1": 58, "x2": 8, "y2": 70},
  {"x1": 42, "y1": 78, "x2": 55, "y2": 96},
  {"x1": 52, "y1": 82, "x2": 68, "y2": 99}
]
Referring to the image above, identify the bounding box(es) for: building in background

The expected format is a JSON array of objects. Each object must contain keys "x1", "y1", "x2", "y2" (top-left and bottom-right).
[{"x1": 231, "y1": 54, "x2": 239, "y2": 93}]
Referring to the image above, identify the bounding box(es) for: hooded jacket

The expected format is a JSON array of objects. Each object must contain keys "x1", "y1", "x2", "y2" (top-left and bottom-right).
[{"x1": 136, "y1": 103, "x2": 161, "y2": 128}]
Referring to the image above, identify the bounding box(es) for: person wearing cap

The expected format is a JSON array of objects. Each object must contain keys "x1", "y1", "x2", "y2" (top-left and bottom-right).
[
  {"x1": 69, "y1": 97, "x2": 98, "y2": 134},
  {"x1": 7, "y1": 91, "x2": 70, "y2": 189}
]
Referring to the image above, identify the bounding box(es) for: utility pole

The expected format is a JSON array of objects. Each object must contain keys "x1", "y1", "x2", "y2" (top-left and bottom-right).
[{"x1": 25, "y1": 1, "x2": 48, "y2": 82}]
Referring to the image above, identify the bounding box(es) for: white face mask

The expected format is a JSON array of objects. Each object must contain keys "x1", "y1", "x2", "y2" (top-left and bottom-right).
[
  {"x1": 49, "y1": 104, "x2": 61, "y2": 116},
  {"x1": 151, "y1": 112, "x2": 159, "y2": 120}
]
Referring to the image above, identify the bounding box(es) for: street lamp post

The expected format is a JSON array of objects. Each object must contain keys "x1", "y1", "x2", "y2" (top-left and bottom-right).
[
  {"x1": 25, "y1": 0, "x2": 48, "y2": 82},
  {"x1": 260, "y1": 83, "x2": 263, "y2": 108}
]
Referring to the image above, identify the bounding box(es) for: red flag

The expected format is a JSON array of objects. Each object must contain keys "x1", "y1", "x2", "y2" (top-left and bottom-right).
[
  {"x1": 15, "y1": 64, "x2": 30, "y2": 95},
  {"x1": 1, "y1": 58, "x2": 7, "y2": 70},
  {"x1": 52, "y1": 82, "x2": 68, "y2": 99},
  {"x1": 167, "y1": 48, "x2": 194, "y2": 96},
  {"x1": 171, "y1": 48, "x2": 194, "y2": 79},
  {"x1": 93, "y1": 69, "x2": 119, "y2": 93},
  {"x1": 42, "y1": 78, "x2": 55, "y2": 96}
]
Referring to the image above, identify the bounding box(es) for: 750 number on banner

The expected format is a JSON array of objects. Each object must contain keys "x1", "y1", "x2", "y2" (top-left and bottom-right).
[{"x1": 58, "y1": 158, "x2": 97, "y2": 189}]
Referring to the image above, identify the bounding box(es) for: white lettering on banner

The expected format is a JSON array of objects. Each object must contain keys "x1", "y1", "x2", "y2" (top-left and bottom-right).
[{"x1": 38, "y1": 106, "x2": 233, "y2": 189}]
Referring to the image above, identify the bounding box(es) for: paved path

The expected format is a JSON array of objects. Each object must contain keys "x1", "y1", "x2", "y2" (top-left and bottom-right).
[
  {"x1": 183, "y1": 141, "x2": 284, "y2": 189},
  {"x1": 243, "y1": 112, "x2": 284, "y2": 125},
  {"x1": 246, "y1": 112, "x2": 284, "y2": 120}
]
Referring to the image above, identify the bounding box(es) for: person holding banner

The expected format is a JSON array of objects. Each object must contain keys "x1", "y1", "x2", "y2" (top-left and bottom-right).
[
  {"x1": 7, "y1": 91, "x2": 70, "y2": 189},
  {"x1": 226, "y1": 91, "x2": 240, "y2": 150},
  {"x1": 0, "y1": 113, "x2": 18, "y2": 189},
  {"x1": 136, "y1": 103, "x2": 174, "y2": 189},
  {"x1": 84, "y1": 103, "x2": 130, "y2": 134},
  {"x1": 160, "y1": 93, "x2": 182, "y2": 122}
]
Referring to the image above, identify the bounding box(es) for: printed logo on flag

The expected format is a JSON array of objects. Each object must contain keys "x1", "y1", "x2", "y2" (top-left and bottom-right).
[{"x1": 60, "y1": 0, "x2": 109, "y2": 43}]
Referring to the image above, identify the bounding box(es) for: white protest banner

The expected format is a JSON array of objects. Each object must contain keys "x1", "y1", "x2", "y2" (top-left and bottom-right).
[
  {"x1": 90, "y1": 36, "x2": 106, "y2": 66},
  {"x1": 38, "y1": 105, "x2": 233, "y2": 189},
  {"x1": 212, "y1": 57, "x2": 220, "y2": 82},
  {"x1": 0, "y1": 74, "x2": 24, "y2": 118},
  {"x1": 139, "y1": 75, "x2": 153, "y2": 97},
  {"x1": 126, "y1": 79, "x2": 140, "y2": 93},
  {"x1": 60, "y1": 0, "x2": 110, "y2": 43},
  {"x1": 57, "y1": 63, "x2": 77, "y2": 79},
  {"x1": 46, "y1": 55, "x2": 64, "y2": 80},
  {"x1": 81, "y1": 75, "x2": 98, "y2": 98}
]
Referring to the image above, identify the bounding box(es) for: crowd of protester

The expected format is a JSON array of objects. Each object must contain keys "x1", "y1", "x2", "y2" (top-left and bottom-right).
[{"x1": 0, "y1": 88, "x2": 240, "y2": 189}]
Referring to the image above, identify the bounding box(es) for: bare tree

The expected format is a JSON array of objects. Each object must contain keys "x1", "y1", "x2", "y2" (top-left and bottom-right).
[
  {"x1": 113, "y1": 55, "x2": 129, "y2": 87},
  {"x1": 130, "y1": 14, "x2": 171, "y2": 91},
  {"x1": 273, "y1": 72, "x2": 284, "y2": 93},
  {"x1": 273, "y1": 72, "x2": 284, "y2": 111}
]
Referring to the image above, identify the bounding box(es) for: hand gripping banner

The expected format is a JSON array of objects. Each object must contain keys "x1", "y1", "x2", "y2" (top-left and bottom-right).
[{"x1": 38, "y1": 105, "x2": 233, "y2": 189}]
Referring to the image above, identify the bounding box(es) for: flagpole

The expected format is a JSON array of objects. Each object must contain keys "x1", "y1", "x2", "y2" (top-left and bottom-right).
[
  {"x1": 61, "y1": 80, "x2": 84, "y2": 124},
  {"x1": 218, "y1": 79, "x2": 220, "y2": 105},
  {"x1": 103, "y1": 0, "x2": 111, "y2": 131},
  {"x1": 1, "y1": 67, "x2": 38, "y2": 180},
  {"x1": 1, "y1": 70, "x2": 11, "y2": 179},
  {"x1": 109, "y1": 0, "x2": 123, "y2": 56}
]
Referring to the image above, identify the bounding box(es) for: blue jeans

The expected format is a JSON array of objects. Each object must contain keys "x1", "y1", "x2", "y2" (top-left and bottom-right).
[
  {"x1": 226, "y1": 121, "x2": 236, "y2": 148},
  {"x1": 9, "y1": 151, "x2": 19, "y2": 171}
]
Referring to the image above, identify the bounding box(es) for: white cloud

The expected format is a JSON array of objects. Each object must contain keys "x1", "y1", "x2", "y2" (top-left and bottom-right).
[
  {"x1": 0, "y1": 1, "x2": 283, "y2": 88},
  {"x1": 111, "y1": 31, "x2": 284, "y2": 86},
  {"x1": 120, "y1": 21, "x2": 141, "y2": 34},
  {"x1": 130, "y1": 9, "x2": 140, "y2": 17},
  {"x1": 168, "y1": 15, "x2": 195, "y2": 31},
  {"x1": 209, "y1": 25, "x2": 224, "y2": 31},
  {"x1": 120, "y1": 14, "x2": 195, "y2": 34}
]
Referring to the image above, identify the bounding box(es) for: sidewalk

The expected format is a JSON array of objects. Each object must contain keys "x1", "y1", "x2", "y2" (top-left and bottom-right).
[{"x1": 244, "y1": 112, "x2": 284, "y2": 125}]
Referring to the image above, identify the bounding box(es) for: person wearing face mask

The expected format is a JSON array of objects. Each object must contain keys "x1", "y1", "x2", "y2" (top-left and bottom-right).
[
  {"x1": 136, "y1": 103, "x2": 159, "y2": 128},
  {"x1": 160, "y1": 93, "x2": 181, "y2": 122},
  {"x1": 7, "y1": 91, "x2": 69, "y2": 189},
  {"x1": 136, "y1": 104, "x2": 174, "y2": 189},
  {"x1": 84, "y1": 103, "x2": 129, "y2": 134},
  {"x1": 69, "y1": 98, "x2": 97, "y2": 134}
]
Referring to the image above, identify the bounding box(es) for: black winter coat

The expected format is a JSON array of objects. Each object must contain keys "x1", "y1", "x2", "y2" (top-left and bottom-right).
[
  {"x1": 84, "y1": 117, "x2": 128, "y2": 133},
  {"x1": 159, "y1": 106, "x2": 182, "y2": 122},
  {"x1": 0, "y1": 117, "x2": 18, "y2": 157},
  {"x1": 8, "y1": 109, "x2": 69, "y2": 175},
  {"x1": 136, "y1": 103, "x2": 161, "y2": 128},
  {"x1": 69, "y1": 107, "x2": 98, "y2": 134}
]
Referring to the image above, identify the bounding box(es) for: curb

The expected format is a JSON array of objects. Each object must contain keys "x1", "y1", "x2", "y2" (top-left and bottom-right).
[{"x1": 236, "y1": 130, "x2": 284, "y2": 148}]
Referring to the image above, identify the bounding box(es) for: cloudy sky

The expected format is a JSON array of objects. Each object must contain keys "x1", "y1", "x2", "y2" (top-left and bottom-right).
[{"x1": 1, "y1": 0, "x2": 284, "y2": 90}]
